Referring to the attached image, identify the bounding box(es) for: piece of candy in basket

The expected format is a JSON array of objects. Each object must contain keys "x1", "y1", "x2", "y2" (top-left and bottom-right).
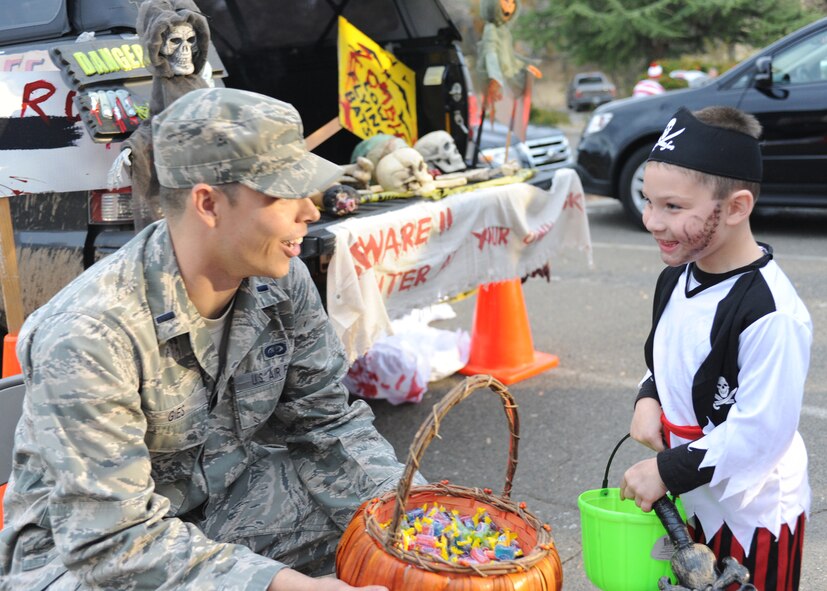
[{"x1": 382, "y1": 503, "x2": 523, "y2": 564}]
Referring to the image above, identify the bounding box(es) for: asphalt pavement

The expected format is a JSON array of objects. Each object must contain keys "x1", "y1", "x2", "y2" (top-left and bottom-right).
[{"x1": 360, "y1": 196, "x2": 827, "y2": 590}]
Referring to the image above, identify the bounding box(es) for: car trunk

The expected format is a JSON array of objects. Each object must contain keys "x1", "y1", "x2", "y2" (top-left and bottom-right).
[{"x1": 196, "y1": 0, "x2": 470, "y2": 164}]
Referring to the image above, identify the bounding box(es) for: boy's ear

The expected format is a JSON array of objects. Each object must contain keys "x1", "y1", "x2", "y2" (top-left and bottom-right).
[
  {"x1": 725, "y1": 189, "x2": 755, "y2": 225},
  {"x1": 190, "y1": 183, "x2": 220, "y2": 227}
]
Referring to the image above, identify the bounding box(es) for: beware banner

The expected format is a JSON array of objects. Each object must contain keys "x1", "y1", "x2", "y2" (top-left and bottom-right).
[
  {"x1": 337, "y1": 16, "x2": 417, "y2": 145},
  {"x1": 327, "y1": 169, "x2": 593, "y2": 360}
]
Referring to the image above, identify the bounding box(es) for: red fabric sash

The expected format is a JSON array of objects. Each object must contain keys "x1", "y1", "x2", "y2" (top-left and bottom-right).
[{"x1": 661, "y1": 411, "x2": 704, "y2": 447}]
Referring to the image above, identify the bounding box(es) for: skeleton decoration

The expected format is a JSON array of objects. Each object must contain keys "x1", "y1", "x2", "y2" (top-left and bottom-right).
[
  {"x1": 337, "y1": 157, "x2": 373, "y2": 190},
  {"x1": 351, "y1": 134, "x2": 409, "y2": 182},
  {"x1": 108, "y1": 0, "x2": 211, "y2": 231},
  {"x1": 414, "y1": 131, "x2": 466, "y2": 174},
  {"x1": 375, "y1": 148, "x2": 436, "y2": 194},
  {"x1": 477, "y1": 0, "x2": 539, "y2": 99},
  {"x1": 319, "y1": 184, "x2": 361, "y2": 217},
  {"x1": 160, "y1": 23, "x2": 197, "y2": 75}
]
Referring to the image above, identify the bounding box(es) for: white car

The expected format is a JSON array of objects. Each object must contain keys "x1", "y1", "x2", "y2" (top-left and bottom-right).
[{"x1": 669, "y1": 69, "x2": 711, "y2": 88}]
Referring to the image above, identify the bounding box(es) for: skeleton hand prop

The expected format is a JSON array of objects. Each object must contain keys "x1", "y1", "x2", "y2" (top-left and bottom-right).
[
  {"x1": 107, "y1": 148, "x2": 133, "y2": 190},
  {"x1": 338, "y1": 157, "x2": 374, "y2": 189}
]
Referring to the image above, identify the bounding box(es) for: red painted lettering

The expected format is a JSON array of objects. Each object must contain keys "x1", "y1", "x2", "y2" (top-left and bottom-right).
[
  {"x1": 399, "y1": 222, "x2": 415, "y2": 252},
  {"x1": 380, "y1": 264, "x2": 431, "y2": 296},
  {"x1": 384, "y1": 228, "x2": 400, "y2": 258},
  {"x1": 415, "y1": 264, "x2": 430, "y2": 287},
  {"x1": 564, "y1": 191, "x2": 584, "y2": 212},
  {"x1": 350, "y1": 231, "x2": 384, "y2": 276},
  {"x1": 398, "y1": 269, "x2": 419, "y2": 291},
  {"x1": 21, "y1": 80, "x2": 56, "y2": 122},
  {"x1": 523, "y1": 221, "x2": 554, "y2": 244},
  {"x1": 415, "y1": 216, "x2": 432, "y2": 244},
  {"x1": 472, "y1": 227, "x2": 510, "y2": 250},
  {"x1": 438, "y1": 252, "x2": 455, "y2": 272},
  {"x1": 64, "y1": 90, "x2": 80, "y2": 122},
  {"x1": 438, "y1": 207, "x2": 454, "y2": 232}
]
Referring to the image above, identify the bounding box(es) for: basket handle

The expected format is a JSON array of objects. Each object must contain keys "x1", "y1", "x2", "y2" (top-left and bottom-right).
[{"x1": 388, "y1": 374, "x2": 520, "y2": 538}]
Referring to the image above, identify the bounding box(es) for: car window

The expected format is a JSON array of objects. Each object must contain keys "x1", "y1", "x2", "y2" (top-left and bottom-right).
[
  {"x1": 0, "y1": 0, "x2": 62, "y2": 30},
  {"x1": 578, "y1": 76, "x2": 605, "y2": 85},
  {"x1": 772, "y1": 28, "x2": 827, "y2": 85}
]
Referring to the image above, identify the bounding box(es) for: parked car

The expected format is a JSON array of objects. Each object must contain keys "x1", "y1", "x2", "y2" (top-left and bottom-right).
[
  {"x1": 575, "y1": 17, "x2": 827, "y2": 227},
  {"x1": 566, "y1": 71, "x2": 616, "y2": 111},
  {"x1": 0, "y1": 0, "x2": 476, "y2": 332},
  {"x1": 475, "y1": 120, "x2": 574, "y2": 189}
]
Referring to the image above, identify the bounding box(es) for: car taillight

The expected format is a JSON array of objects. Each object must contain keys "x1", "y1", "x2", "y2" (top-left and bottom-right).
[
  {"x1": 610, "y1": 87, "x2": 617, "y2": 97},
  {"x1": 89, "y1": 188, "x2": 134, "y2": 224},
  {"x1": 575, "y1": 90, "x2": 583, "y2": 98}
]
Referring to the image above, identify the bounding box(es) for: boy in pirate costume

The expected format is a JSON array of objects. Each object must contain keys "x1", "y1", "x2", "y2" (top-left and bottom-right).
[{"x1": 620, "y1": 106, "x2": 812, "y2": 590}]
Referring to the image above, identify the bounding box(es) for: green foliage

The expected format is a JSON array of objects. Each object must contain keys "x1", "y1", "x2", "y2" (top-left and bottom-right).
[
  {"x1": 516, "y1": 0, "x2": 821, "y2": 82},
  {"x1": 529, "y1": 107, "x2": 571, "y2": 126}
]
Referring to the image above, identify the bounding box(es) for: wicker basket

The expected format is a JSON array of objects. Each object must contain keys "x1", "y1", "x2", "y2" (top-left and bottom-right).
[{"x1": 335, "y1": 374, "x2": 563, "y2": 590}]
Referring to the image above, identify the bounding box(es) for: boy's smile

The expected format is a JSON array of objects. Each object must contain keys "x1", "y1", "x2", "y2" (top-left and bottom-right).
[{"x1": 641, "y1": 162, "x2": 725, "y2": 269}]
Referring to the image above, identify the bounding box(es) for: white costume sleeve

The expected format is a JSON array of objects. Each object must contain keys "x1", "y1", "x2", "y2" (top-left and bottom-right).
[{"x1": 690, "y1": 310, "x2": 812, "y2": 504}]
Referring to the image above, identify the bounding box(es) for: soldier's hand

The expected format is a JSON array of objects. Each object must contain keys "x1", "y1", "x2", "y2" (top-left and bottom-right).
[{"x1": 269, "y1": 568, "x2": 388, "y2": 591}]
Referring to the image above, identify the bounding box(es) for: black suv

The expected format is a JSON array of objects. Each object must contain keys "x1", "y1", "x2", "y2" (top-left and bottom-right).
[
  {"x1": 0, "y1": 0, "x2": 473, "y2": 331},
  {"x1": 575, "y1": 17, "x2": 827, "y2": 227}
]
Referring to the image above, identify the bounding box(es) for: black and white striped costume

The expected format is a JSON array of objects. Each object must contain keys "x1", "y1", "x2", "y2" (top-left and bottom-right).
[{"x1": 637, "y1": 244, "x2": 811, "y2": 553}]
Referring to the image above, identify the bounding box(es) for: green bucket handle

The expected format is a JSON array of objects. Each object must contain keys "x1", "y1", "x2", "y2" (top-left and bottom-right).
[{"x1": 601, "y1": 433, "x2": 632, "y2": 492}]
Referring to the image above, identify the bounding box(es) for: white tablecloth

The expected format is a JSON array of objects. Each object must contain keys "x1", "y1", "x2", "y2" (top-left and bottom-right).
[{"x1": 327, "y1": 168, "x2": 593, "y2": 360}]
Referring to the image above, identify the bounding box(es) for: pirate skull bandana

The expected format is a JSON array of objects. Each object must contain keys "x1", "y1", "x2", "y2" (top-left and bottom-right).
[{"x1": 647, "y1": 107, "x2": 762, "y2": 182}]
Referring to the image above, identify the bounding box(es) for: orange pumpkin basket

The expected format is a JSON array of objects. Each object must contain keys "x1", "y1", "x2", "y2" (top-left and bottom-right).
[{"x1": 336, "y1": 374, "x2": 563, "y2": 590}]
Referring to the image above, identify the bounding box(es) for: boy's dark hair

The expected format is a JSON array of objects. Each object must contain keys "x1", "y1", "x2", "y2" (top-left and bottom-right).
[{"x1": 685, "y1": 106, "x2": 763, "y2": 201}]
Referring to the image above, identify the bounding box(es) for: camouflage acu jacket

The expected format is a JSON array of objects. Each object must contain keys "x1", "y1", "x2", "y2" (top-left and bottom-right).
[{"x1": 0, "y1": 220, "x2": 406, "y2": 590}]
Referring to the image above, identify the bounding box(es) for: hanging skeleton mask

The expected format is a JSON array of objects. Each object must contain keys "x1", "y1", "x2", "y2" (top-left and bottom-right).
[
  {"x1": 161, "y1": 23, "x2": 197, "y2": 75},
  {"x1": 414, "y1": 131, "x2": 467, "y2": 173},
  {"x1": 376, "y1": 148, "x2": 436, "y2": 194}
]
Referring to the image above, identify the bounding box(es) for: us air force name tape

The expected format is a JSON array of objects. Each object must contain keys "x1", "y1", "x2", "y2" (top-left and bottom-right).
[{"x1": 648, "y1": 107, "x2": 762, "y2": 182}]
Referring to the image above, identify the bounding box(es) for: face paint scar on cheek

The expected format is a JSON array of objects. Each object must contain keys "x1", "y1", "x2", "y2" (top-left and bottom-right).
[{"x1": 684, "y1": 202, "x2": 722, "y2": 257}]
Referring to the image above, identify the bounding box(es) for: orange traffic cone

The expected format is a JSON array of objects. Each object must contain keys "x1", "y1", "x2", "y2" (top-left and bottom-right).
[
  {"x1": 2, "y1": 333, "x2": 21, "y2": 378},
  {"x1": 459, "y1": 278, "x2": 558, "y2": 385}
]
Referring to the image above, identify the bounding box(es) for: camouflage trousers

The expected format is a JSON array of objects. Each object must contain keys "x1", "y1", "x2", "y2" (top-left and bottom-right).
[
  {"x1": 48, "y1": 446, "x2": 341, "y2": 589},
  {"x1": 196, "y1": 445, "x2": 342, "y2": 576}
]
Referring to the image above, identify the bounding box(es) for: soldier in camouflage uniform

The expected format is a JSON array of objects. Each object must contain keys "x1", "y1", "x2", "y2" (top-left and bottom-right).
[{"x1": 0, "y1": 88, "x2": 414, "y2": 591}]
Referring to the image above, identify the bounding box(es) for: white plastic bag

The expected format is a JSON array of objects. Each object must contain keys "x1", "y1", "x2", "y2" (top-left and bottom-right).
[{"x1": 344, "y1": 304, "x2": 470, "y2": 404}]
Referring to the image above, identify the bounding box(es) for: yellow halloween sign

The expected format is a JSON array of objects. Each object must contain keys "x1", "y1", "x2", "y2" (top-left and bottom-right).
[{"x1": 337, "y1": 17, "x2": 417, "y2": 145}]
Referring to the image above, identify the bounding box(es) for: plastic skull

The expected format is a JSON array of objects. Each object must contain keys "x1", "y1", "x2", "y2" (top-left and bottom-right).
[
  {"x1": 161, "y1": 23, "x2": 197, "y2": 75},
  {"x1": 376, "y1": 148, "x2": 436, "y2": 194},
  {"x1": 414, "y1": 131, "x2": 466, "y2": 173}
]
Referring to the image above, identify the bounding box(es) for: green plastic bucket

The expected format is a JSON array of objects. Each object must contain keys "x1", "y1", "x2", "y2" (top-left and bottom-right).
[
  {"x1": 579, "y1": 487, "x2": 683, "y2": 591},
  {"x1": 578, "y1": 434, "x2": 685, "y2": 591}
]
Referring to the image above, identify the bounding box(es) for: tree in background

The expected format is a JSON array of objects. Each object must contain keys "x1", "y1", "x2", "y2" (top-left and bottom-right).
[{"x1": 516, "y1": 0, "x2": 820, "y2": 92}]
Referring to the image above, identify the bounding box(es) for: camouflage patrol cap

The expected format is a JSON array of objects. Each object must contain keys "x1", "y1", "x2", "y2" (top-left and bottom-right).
[{"x1": 152, "y1": 87, "x2": 343, "y2": 198}]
